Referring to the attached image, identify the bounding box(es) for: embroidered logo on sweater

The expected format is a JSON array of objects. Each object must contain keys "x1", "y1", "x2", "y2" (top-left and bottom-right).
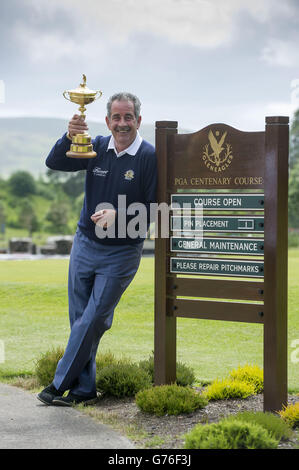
[
  {"x1": 93, "y1": 167, "x2": 109, "y2": 177},
  {"x1": 124, "y1": 169, "x2": 134, "y2": 181}
]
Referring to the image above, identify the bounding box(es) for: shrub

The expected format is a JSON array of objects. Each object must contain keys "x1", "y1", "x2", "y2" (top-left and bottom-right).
[
  {"x1": 225, "y1": 411, "x2": 293, "y2": 441},
  {"x1": 288, "y1": 231, "x2": 299, "y2": 247},
  {"x1": 96, "y1": 350, "x2": 119, "y2": 371},
  {"x1": 135, "y1": 384, "x2": 208, "y2": 416},
  {"x1": 229, "y1": 364, "x2": 263, "y2": 393},
  {"x1": 35, "y1": 347, "x2": 64, "y2": 386},
  {"x1": 203, "y1": 378, "x2": 255, "y2": 401},
  {"x1": 184, "y1": 419, "x2": 278, "y2": 449},
  {"x1": 96, "y1": 361, "x2": 152, "y2": 398},
  {"x1": 138, "y1": 354, "x2": 195, "y2": 387},
  {"x1": 278, "y1": 402, "x2": 299, "y2": 428}
]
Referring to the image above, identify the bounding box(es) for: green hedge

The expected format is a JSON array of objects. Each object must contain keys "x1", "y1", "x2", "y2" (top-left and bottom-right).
[{"x1": 136, "y1": 384, "x2": 208, "y2": 416}]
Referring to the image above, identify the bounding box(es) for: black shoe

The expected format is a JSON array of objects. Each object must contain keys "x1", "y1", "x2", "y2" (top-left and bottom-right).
[
  {"x1": 52, "y1": 392, "x2": 98, "y2": 407},
  {"x1": 37, "y1": 383, "x2": 62, "y2": 405}
]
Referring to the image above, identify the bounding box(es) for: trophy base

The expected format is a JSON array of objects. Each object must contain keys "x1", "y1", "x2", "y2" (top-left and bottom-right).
[
  {"x1": 66, "y1": 135, "x2": 96, "y2": 158},
  {"x1": 66, "y1": 150, "x2": 97, "y2": 159}
]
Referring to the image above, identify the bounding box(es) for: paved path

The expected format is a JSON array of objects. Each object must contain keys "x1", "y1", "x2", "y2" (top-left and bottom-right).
[{"x1": 0, "y1": 383, "x2": 135, "y2": 449}]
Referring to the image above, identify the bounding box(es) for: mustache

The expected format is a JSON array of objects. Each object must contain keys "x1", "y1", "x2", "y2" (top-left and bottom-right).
[{"x1": 115, "y1": 126, "x2": 131, "y2": 132}]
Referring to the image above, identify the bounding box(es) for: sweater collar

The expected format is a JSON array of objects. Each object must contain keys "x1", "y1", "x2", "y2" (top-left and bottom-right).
[{"x1": 106, "y1": 131, "x2": 143, "y2": 157}]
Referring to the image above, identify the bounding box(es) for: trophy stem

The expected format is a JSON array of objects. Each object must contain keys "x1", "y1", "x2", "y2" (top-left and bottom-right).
[{"x1": 79, "y1": 104, "x2": 86, "y2": 118}]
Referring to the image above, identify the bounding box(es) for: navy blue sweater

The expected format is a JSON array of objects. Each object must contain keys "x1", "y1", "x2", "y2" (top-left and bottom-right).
[{"x1": 46, "y1": 133, "x2": 157, "y2": 245}]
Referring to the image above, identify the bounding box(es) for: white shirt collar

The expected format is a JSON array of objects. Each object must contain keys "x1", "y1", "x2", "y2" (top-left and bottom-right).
[{"x1": 107, "y1": 130, "x2": 143, "y2": 157}]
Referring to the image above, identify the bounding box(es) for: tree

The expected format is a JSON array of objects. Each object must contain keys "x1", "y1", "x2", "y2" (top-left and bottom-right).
[
  {"x1": 74, "y1": 192, "x2": 85, "y2": 218},
  {"x1": 0, "y1": 201, "x2": 5, "y2": 223},
  {"x1": 8, "y1": 171, "x2": 37, "y2": 198},
  {"x1": 290, "y1": 109, "x2": 299, "y2": 169},
  {"x1": 289, "y1": 159, "x2": 299, "y2": 228},
  {"x1": 62, "y1": 172, "x2": 85, "y2": 198},
  {"x1": 46, "y1": 169, "x2": 85, "y2": 198},
  {"x1": 289, "y1": 109, "x2": 299, "y2": 227},
  {"x1": 18, "y1": 198, "x2": 40, "y2": 236},
  {"x1": 0, "y1": 200, "x2": 6, "y2": 235},
  {"x1": 46, "y1": 168, "x2": 68, "y2": 184},
  {"x1": 45, "y1": 200, "x2": 70, "y2": 234}
]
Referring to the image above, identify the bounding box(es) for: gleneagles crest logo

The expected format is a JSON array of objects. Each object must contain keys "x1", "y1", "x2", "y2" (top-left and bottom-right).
[
  {"x1": 202, "y1": 129, "x2": 233, "y2": 173},
  {"x1": 124, "y1": 169, "x2": 134, "y2": 180}
]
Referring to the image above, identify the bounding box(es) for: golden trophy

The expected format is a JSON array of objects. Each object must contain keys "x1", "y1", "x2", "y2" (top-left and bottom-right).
[{"x1": 63, "y1": 74, "x2": 102, "y2": 158}]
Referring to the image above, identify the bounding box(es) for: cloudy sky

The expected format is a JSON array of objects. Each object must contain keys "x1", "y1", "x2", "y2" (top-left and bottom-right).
[{"x1": 1, "y1": 0, "x2": 299, "y2": 131}]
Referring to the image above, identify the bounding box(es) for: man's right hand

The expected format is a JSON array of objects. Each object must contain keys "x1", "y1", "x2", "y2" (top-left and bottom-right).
[{"x1": 68, "y1": 114, "x2": 89, "y2": 138}]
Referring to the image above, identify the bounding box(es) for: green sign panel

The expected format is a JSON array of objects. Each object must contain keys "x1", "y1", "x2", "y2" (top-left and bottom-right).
[
  {"x1": 171, "y1": 193, "x2": 264, "y2": 210},
  {"x1": 171, "y1": 216, "x2": 264, "y2": 233},
  {"x1": 170, "y1": 257, "x2": 264, "y2": 278},
  {"x1": 171, "y1": 237, "x2": 264, "y2": 255}
]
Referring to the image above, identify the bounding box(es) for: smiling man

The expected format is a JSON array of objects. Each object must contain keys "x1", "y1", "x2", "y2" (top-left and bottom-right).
[
  {"x1": 37, "y1": 92, "x2": 157, "y2": 407},
  {"x1": 106, "y1": 96, "x2": 142, "y2": 152}
]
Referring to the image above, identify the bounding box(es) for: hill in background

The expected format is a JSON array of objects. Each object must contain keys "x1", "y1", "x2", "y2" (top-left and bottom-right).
[{"x1": 0, "y1": 117, "x2": 161, "y2": 178}]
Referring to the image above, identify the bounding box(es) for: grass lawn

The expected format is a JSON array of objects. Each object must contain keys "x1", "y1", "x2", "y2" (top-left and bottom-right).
[{"x1": 0, "y1": 250, "x2": 298, "y2": 392}]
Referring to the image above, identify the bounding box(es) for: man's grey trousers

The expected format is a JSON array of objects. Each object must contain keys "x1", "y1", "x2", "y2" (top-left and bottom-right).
[{"x1": 53, "y1": 229, "x2": 143, "y2": 397}]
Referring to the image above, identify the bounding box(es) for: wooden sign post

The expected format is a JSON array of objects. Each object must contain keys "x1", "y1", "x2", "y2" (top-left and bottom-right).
[{"x1": 154, "y1": 117, "x2": 289, "y2": 412}]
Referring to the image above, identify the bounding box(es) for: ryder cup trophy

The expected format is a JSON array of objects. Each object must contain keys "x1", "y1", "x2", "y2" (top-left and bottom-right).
[{"x1": 63, "y1": 74, "x2": 102, "y2": 158}]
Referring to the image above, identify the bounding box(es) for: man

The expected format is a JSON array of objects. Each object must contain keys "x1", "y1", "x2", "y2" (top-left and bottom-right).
[{"x1": 37, "y1": 92, "x2": 157, "y2": 406}]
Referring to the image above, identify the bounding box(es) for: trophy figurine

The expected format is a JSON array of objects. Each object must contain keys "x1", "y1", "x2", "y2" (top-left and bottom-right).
[{"x1": 63, "y1": 74, "x2": 102, "y2": 158}]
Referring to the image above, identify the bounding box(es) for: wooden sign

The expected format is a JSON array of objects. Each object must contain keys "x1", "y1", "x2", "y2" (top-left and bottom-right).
[
  {"x1": 154, "y1": 117, "x2": 289, "y2": 413},
  {"x1": 167, "y1": 123, "x2": 265, "y2": 190}
]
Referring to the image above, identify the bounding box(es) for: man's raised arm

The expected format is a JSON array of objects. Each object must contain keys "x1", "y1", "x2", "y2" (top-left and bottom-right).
[{"x1": 46, "y1": 115, "x2": 90, "y2": 172}]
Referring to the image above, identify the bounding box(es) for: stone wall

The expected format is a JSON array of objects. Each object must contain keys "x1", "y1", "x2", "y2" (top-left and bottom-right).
[
  {"x1": 8, "y1": 236, "x2": 154, "y2": 256},
  {"x1": 9, "y1": 236, "x2": 73, "y2": 255}
]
